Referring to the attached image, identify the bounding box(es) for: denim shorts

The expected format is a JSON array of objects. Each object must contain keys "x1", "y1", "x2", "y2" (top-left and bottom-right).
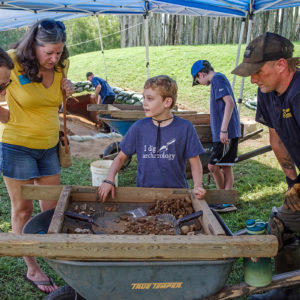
[{"x1": 0, "y1": 142, "x2": 61, "y2": 180}]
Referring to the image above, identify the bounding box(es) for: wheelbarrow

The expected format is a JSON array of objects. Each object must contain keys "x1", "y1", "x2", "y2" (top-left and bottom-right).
[
  {"x1": 22, "y1": 207, "x2": 300, "y2": 300},
  {"x1": 23, "y1": 208, "x2": 234, "y2": 300},
  {"x1": 12, "y1": 184, "x2": 298, "y2": 300}
]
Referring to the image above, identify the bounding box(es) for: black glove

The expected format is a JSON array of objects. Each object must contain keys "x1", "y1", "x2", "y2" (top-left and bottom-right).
[{"x1": 286, "y1": 174, "x2": 300, "y2": 188}]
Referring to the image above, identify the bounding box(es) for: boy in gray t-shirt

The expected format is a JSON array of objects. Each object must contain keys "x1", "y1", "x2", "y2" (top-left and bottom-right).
[{"x1": 98, "y1": 75, "x2": 206, "y2": 202}]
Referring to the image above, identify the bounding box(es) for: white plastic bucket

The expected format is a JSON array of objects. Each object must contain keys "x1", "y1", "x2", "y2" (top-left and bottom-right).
[{"x1": 90, "y1": 160, "x2": 118, "y2": 187}]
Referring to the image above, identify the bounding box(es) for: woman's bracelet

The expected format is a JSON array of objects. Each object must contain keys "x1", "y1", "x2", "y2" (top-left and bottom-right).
[
  {"x1": 221, "y1": 130, "x2": 228, "y2": 133},
  {"x1": 103, "y1": 179, "x2": 115, "y2": 187}
]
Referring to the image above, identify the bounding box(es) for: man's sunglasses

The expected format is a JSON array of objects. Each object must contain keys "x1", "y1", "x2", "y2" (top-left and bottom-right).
[
  {"x1": 0, "y1": 79, "x2": 12, "y2": 92},
  {"x1": 38, "y1": 19, "x2": 65, "y2": 32}
]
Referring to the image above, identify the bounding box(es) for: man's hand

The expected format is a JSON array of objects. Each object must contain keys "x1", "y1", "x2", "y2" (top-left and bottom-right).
[{"x1": 284, "y1": 183, "x2": 300, "y2": 211}]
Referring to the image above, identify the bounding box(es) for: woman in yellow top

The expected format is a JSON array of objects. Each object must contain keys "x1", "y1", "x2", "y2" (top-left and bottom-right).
[{"x1": 0, "y1": 19, "x2": 74, "y2": 294}]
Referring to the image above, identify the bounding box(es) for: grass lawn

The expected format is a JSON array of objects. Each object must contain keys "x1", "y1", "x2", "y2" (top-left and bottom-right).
[
  {"x1": 0, "y1": 43, "x2": 298, "y2": 299},
  {"x1": 69, "y1": 42, "x2": 300, "y2": 116}
]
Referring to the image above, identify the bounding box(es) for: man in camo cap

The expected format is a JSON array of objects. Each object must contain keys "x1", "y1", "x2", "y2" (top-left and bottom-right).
[{"x1": 232, "y1": 32, "x2": 300, "y2": 300}]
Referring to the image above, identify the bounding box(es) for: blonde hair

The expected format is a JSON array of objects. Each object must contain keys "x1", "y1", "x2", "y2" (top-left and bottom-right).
[{"x1": 144, "y1": 75, "x2": 177, "y2": 108}]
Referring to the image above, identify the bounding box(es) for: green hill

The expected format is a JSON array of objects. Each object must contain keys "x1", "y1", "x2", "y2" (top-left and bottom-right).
[{"x1": 69, "y1": 42, "x2": 300, "y2": 117}]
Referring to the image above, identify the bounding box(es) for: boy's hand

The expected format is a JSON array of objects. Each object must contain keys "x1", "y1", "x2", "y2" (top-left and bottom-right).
[
  {"x1": 220, "y1": 132, "x2": 229, "y2": 144},
  {"x1": 98, "y1": 182, "x2": 115, "y2": 203},
  {"x1": 193, "y1": 186, "x2": 206, "y2": 199}
]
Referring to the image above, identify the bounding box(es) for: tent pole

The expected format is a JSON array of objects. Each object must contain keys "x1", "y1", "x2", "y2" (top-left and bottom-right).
[
  {"x1": 232, "y1": 17, "x2": 245, "y2": 90},
  {"x1": 144, "y1": 15, "x2": 150, "y2": 78},
  {"x1": 144, "y1": 1, "x2": 150, "y2": 79},
  {"x1": 95, "y1": 15, "x2": 108, "y2": 81},
  {"x1": 238, "y1": 14, "x2": 253, "y2": 116}
]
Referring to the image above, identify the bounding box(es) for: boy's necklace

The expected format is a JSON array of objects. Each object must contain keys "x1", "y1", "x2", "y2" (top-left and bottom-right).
[
  {"x1": 152, "y1": 116, "x2": 174, "y2": 125},
  {"x1": 152, "y1": 116, "x2": 174, "y2": 154}
]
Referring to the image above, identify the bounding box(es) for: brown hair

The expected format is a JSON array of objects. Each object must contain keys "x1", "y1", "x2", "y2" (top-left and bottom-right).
[
  {"x1": 286, "y1": 57, "x2": 300, "y2": 73},
  {"x1": 144, "y1": 75, "x2": 178, "y2": 108},
  {"x1": 199, "y1": 60, "x2": 214, "y2": 74},
  {"x1": 10, "y1": 19, "x2": 68, "y2": 82},
  {"x1": 0, "y1": 47, "x2": 14, "y2": 70}
]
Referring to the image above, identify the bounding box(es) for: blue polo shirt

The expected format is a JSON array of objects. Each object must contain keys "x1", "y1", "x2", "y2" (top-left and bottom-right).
[
  {"x1": 256, "y1": 70, "x2": 300, "y2": 170},
  {"x1": 210, "y1": 73, "x2": 241, "y2": 142},
  {"x1": 119, "y1": 116, "x2": 204, "y2": 188},
  {"x1": 91, "y1": 76, "x2": 115, "y2": 103}
]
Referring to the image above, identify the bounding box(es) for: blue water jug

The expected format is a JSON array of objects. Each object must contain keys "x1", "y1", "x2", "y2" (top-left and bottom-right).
[{"x1": 243, "y1": 219, "x2": 272, "y2": 287}]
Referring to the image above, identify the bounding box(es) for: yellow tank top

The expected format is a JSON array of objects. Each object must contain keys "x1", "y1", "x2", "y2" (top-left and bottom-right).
[{"x1": 0, "y1": 49, "x2": 69, "y2": 149}]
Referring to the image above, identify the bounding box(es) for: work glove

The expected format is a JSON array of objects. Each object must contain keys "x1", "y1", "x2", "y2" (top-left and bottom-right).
[
  {"x1": 284, "y1": 183, "x2": 300, "y2": 211},
  {"x1": 285, "y1": 174, "x2": 300, "y2": 188}
]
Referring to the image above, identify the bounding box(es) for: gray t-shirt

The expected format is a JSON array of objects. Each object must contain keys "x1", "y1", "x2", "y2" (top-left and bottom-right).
[{"x1": 120, "y1": 116, "x2": 204, "y2": 188}]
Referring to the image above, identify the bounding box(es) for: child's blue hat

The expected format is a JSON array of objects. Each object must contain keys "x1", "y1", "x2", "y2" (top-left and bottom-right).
[{"x1": 191, "y1": 60, "x2": 204, "y2": 86}]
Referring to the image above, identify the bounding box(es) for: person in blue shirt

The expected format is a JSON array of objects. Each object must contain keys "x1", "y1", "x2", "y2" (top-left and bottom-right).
[
  {"x1": 98, "y1": 75, "x2": 206, "y2": 202},
  {"x1": 232, "y1": 32, "x2": 300, "y2": 300},
  {"x1": 191, "y1": 60, "x2": 241, "y2": 191},
  {"x1": 86, "y1": 71, "x2": 115, "y2": 133}
]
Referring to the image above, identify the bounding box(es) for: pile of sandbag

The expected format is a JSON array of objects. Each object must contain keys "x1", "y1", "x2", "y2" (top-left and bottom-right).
[
  {"x1": 72, "y1": 82, "x2": 143, "y2": 106},
  {"x1": 72, "y1": 81, "x2": 94, "y2": 93},
  {"x1": 113, "y1": 87, "x2": 143, "y2": 106},
  {"x1": 244, "y1": 97, "x2": 257, "y2": 110}
]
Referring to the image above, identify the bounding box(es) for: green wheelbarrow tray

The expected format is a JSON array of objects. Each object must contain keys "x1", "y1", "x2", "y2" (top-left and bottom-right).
[{"x1": 23, "y1": 209, "x2": 234, "y2": 300}]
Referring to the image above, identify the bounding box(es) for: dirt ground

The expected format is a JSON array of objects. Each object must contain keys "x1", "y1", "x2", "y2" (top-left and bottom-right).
[
  {"x1": 62, "y1": 113, "x2": 270, "y2": 161},
  {"x1": 61, "y1": 114, "x2": 122, "y2": 160}
]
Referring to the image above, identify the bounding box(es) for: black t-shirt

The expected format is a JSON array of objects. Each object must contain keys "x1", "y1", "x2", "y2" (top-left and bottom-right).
[{"x1": 256, "y1": 70, "x2": 300, "y2": 170}]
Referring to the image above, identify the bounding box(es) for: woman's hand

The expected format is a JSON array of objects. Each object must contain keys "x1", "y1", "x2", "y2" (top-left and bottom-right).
[
  {"x1": 98, "y1": 182, "x2": 115, "y2": 203},
  {"x1": 193, "y1": 186, "x2": 206, "y2": 199},
  {"x1": 61, "y1": 78, "x2": 74, "y2": 97}
]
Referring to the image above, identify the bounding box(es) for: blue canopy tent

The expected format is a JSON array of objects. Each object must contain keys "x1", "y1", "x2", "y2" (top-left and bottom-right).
[
  {"x1": 1, "y1": 1, "x2": 299, "y2": 28},
  {"x1": 0, "y1": 0, "x2": 299, "y2": 110}
]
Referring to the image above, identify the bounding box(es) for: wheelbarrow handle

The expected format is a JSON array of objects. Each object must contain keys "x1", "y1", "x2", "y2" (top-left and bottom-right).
[
  {"x1": 177, "y1": 210, "x2": 203, "y2": 226},
  {"x1": 64, "y1": 210, "x2": 92, "y2": 223}
]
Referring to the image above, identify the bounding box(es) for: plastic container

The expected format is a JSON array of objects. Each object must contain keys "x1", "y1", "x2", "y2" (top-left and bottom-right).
[
  {"x1": 90, "y1": 160, "x2": 118, "y2": 187},
  {"x1": 244, "y1": 219, "x2": 272, "y2": 287}
]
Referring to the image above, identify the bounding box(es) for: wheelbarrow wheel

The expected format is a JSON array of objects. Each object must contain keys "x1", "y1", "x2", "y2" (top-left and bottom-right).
[
  {"x1": 44, "y1": 285, "x2": 86, "y2": 300},
  {"x1": 103, "y1": 142, "x2": 132, "y2": 170}
]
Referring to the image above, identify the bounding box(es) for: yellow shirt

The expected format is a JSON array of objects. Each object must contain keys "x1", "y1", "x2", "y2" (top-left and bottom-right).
[{"x1": 0, "y1": 49, "x2": 69, "y2": 149}]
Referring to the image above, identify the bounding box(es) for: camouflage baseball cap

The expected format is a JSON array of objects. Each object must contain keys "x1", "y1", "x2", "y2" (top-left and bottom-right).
[{"x1": 231, "y1": 32, "x2": 294, "y2": 77}]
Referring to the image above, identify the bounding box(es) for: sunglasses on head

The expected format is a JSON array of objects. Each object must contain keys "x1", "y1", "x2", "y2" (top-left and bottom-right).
[
  {"x1": 0, "y1": 79, "x2": 12, "y2": 92},
  {"x1": 38, "y1": 19, "x2": 65, "y2": 32}
]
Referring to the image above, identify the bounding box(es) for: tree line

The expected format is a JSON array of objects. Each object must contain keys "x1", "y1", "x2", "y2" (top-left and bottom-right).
[
  {"x1": 120, "y1": 7, "x2": 300, "y2": 47},
  {"x1": 0, "y1": 15, "x2": 120, "y2": 56},
  {"x1": 0, "y1": 7, "x2": 299, "y2": 55}
]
